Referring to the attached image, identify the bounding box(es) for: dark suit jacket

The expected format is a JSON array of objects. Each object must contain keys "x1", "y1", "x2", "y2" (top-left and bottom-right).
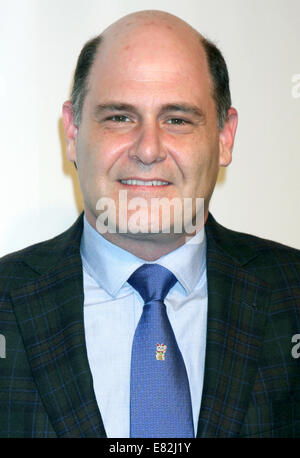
[{"x1": 0, "y1": 213, "x2": 300, "y2": 437}]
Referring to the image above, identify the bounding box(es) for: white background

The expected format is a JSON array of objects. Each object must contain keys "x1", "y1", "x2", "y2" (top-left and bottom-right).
[{"x1": 1, "y1": 0, "x2": 299, "y2": 256}]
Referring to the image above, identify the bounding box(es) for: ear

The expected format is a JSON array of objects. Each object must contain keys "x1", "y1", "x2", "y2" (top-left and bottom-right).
[
  {"x1": 218, "y1": 107, "x2": 238, "y2": 167},
  {"x1": 62, "y1": 101, "x2": 78, "y2": 163}
]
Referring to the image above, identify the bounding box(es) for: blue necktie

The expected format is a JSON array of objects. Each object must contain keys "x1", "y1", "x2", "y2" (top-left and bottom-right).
[{"x1": 128, "y1": 263, "x2": 194, "y2": 438}]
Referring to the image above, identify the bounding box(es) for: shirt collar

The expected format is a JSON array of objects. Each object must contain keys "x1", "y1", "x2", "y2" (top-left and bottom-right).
[{"x1": 80, "y1": 214, "x2": 206, "y2": 297}]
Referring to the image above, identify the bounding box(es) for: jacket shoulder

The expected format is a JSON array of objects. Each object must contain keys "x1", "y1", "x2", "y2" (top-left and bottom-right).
[
  {"x1": 228, "y1": 225, "x2": 300, "y2": 262},
  {"x1": 224, "y1": 223, "x2": 300, "y2": 256},
  {"x1": 207, "y1": 213, "x2": 300, "y2": 257},
  {"x1": 206, "y1": 214, "x2": 300, "y2": 285},
  {"x1": 0, "y1": 213, "x2": 84, "y2": 285}
]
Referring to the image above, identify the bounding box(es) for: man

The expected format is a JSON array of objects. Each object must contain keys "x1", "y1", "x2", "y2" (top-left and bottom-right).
[{"x1": 0, "y1": 10, "x2": 299, "y2": 438}]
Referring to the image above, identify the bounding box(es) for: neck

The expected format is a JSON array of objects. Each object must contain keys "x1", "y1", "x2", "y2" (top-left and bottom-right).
[{"x1": 84, "y1": 209, "x2": 208, "y2": 261}]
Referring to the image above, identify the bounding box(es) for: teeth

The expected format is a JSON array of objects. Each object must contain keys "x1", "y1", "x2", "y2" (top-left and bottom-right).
[{"x1": 121, "y1": 179, "x2": 169, "y2": 186}]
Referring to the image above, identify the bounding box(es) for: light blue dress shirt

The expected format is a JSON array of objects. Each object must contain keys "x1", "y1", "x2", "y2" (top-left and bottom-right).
[{"x1": 80, "y1": 215, "x2": 208, "y2": 438}]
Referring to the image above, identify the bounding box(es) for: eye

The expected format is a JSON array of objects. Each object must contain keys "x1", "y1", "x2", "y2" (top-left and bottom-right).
[
  {"x1": 166, "y1": 118, "x2": 190, "y2": 125},
  {"x1": 108, "y1": 115, "x2": 131, "y2": 123}
]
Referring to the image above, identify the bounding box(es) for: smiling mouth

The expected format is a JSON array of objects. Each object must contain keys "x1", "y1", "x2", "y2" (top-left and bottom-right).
[{"x1": 119, "y1": 179, "x2": 171, "y2": 186}]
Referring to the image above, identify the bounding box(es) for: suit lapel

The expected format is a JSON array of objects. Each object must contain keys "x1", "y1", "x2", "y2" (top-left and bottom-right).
[
  {"x1": 197, "y1": 214, "x2": 272, "y2": 437},
  {"x1": 10, "y1": 214, "x2": 106, "y2": 437}
]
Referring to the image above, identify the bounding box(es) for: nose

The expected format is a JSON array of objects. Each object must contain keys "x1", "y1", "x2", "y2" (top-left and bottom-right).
[{"x1": 128, "y1": 121, "x2": 167, "y2": 166}]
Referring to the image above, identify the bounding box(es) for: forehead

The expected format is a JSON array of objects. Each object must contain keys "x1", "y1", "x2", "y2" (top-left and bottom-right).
[{"x1": 86, "y1": 23, "x2": 213, "y2": 106}]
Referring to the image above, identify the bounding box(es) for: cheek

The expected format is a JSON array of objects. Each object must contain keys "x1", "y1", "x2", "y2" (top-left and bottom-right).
[
  {"x1": 75, "y1": 127, "x2": 114, "y2": 175},
  {"x1": 178, "y1": 139, "x2": 220, "y2": 193},
  {"x1": 83, "y1": 126, "x2": 136, "y2": 169},
  {"x1": 171, "y1": 126, "x2": 219, "y2": 168},
  {"x1": 181, "y1": 147, "x2": 218, "y2": 177},
  {"x1": 194, "y1": 131, "x2": 220, "y2": 173}
]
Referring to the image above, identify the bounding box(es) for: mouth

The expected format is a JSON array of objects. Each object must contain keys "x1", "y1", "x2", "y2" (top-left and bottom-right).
[{"x1": 119, "y1": 178, "x2": 172, "y2": 187}]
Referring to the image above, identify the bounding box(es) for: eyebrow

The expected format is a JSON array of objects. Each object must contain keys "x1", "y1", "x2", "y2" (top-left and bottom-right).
[
  {"x1": 160, "y1": 104, "x2": 205, "y2": 120},
  {"x1": 94, "y1": 103, "x2": 136, "y2": 115},
  {"x1": 93, "y1": 102, "x2": 206, "y2": 121}
]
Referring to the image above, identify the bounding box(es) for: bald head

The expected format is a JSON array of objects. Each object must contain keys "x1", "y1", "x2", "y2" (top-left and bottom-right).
[
  {"x1": 97, "y1": 10, "x2": 207, "y2": 84},
  {"x1": 71, "y1": 10, "x2": 231, "y2": 129},
  {"x1": 101, "y1": 10, "x2": 203, "y2": 42}
]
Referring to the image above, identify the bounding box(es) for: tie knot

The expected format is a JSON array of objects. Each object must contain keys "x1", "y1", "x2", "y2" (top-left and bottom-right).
[{"x1": 127, "y1": 264, "x2": 177, "y2": 303}]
